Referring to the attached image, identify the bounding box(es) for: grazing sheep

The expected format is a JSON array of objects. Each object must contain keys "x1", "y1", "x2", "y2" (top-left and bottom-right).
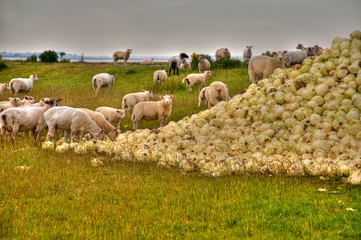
[
  {"x1": 168, "y1": 53, "x2": 189, "y2": 76},
  {"x1": 153, "y1": 70, "x2": 167, "y2": 84},
  {"x1": 204, "y1": 81, "x2": 230, "y2": 109},
  {"x1": 131, "y1": 95, "x2": 174, "y2": 130},
  {"x1": 179, "y1": 59, "x2": 191, "y2": 69},
  {"x1": 44, "y1": 106, "x2": 104, "y2": 143},
  {"x1": 296, "y1": 43, "x2": 313, "y2": 56},
  {"x1": 95, "y1": 107, "x2": 126, "y2": 129},
  {"x1": 92, "y1": 73, "x2": 117, "y2": 96},
  {"x1": 243, "y1": 46, "x2": 253, "y2": 63},
  {"x1": 9, "y1": 74, "x2": 39, "y2": 94},
  {"x1": 284, "y1": 51, "x2": 307, "y2": 67},
  {"x1": 113, "y1": 49, "x2": 133, "y2": 65},
  {"x1": 198, "y1": 87, "x2": 209, "y2": 107},
  {"x1": 0, "y1": 83, "x2": 9, "y2": 96},
  {"x1": 198, "y1": 56, "x2": 211, "y2": 73},
  {"x1": 122, "y1": 90, "x2": 154, "y2": 110},
  {"x1": 182, "y1": 71, "x2": 212, "y2": 92},
  {"x1": 141, "y1": 58, "x2": 154, "y2": 65},
  {"x1": 312, "y1": 45, "x2": 323, "y2": 56},
  {"x1": 78, "y1": 108, "x2": 119, "y2": 141},
  {"x1": 215, "y1": 48, "x2": 231, "y2": 61},
  {"x1": 0, "y1": 97, "x2": 23, "y2": 110},
  {"x1": 0, "y1": 99, "x2": 58, "y2": 140},
  {"x1": 248, "y1": 51, "x2": 287, "y2": 84}
]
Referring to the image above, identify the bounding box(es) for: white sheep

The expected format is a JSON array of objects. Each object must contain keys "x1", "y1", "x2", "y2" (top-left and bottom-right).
[
  {"x1": 203, "y1": 81, "x2": 229, "y2": 109},
  {"x1": 0, "y1": 99, "x2": 58, "y2": 140},
  {"x1": 0, "y1": 97, "x2": 23, "y2": 110},
  {"x1": 21, "y1": 97, "x2": 61, "y2": 108},
  {"x1": 168, "y1": 53, "x2": 189, "y2": 75},
  {"x1": 122, "y1": 90, "x2": 154, "y2": 110},
  {"x1": 198, "y1": 87, "x2": 209, "y2": 107},
  {"x1": 92, "y1": 73, "x2": 117, "y2": 96},
  {"x1": 153, "y1": 70, "x2": 167, "y2": 84},
  {"x1": 243, "y1": 46, "x2": 253, "y2": 63},
  {"x1": 0, "y1": 83, "x2": 9, "y2": 97},
  {"x1": 44, "y1": 106, "x2": 104, "y2": 143},
  {"x1": 215, "y1": 48, "x2": 231, "y2": 61},
  {"x1": 9, "y1": 74, "x2": 39, "y2": 94},
  {"x1": 79, "y1": 108, "x2": 119, "y2": 141},
  {"x1": 141, "y1": 58, "x2": 154, "y2": 65},
  {"x1": 312, "y1": 45, "x2": 323, "y2": 56},
  {"x1": 113, "y1": 49, "x2": 133, "y2": 65},
  {"x1": 198, "y1": 56, "x2": 211, "y2": 73},
  {"x1": 179, "y1": 59, "x2": 191, "y2": 69},
  {"x1": 95, "y1": 107, "x2": 126, "y2": 129},
  {"x1": 248, "y1": 51, "x2": 287, "y2": 84},
  {"x1": 131, "y1": 95, "x2": 174, "y2": 130},
  {"x1": 296, "y1": 43, "x2": 313, "y2": 56},
  {"x1": 284, "y1": 51, "x2": 307, "y2": 67},
  {"x1": 182, "y1": 71, "x2": 212, "y2": 92}
]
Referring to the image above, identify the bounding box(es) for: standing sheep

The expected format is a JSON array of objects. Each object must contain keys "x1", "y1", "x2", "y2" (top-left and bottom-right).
[
  {"x1": 203, "y1": 81, "x2": 229, "y2": 109},
  {"x1": 9, "y1": 74, "x2": 39, "y2": 94},
  {"x1": 248, "y1": 51, "x2": 287, "y2": 84},
  {"x1": 179, "y1": 59, "x2": 191, "y2": 69},
  {"x1": 122, "y1": 90, "x2": 154, "y2": 111},
  {"x1": 153, "y1": 70, "x2": 167, "y2": 84},
  {"x1": 95, "y1": 107, "x2": 126, "y2": 129},
  {"x1": 243, "y1": 46, "x2": 253, "y2": 63},
  {"x1": 198, "y1": 56, "x2": 211, "y2": 73},
  {"x1": 0, "y1": 83, "x2": 9, "y2": 97},
  {"x1": 92, "y1": 73, "x2": 117, "y2": 96},
  {"x1": 168, "y1": 53, "x2": 189, "y2": 76},
  {"x1": 312, "y1": 45, "x2": 323, "y2": 56},
  {"x1": 215, "y1": 48, "x2": 231, "y2": 61},
  {"x1": 182, "y1": 71, "x2": 212, "y2": 92},
  {"x1": 113, "y1": 49, "x2": 133, "y2": 65},
  {"x1": 284, "y1": 51, "x2": 307, "y2": 67},
  {"x1": 141, "y1": 58, "x2": 154, "y2": 65},
  {"x1": 131, "y1": 95, "x2": 174, "y2": 130}
]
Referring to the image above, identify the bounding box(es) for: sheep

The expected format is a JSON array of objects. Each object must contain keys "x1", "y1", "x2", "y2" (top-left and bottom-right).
[
  {"x1": 131, "y1": 95, "x2": 174, "y2": 130},
  {"x1": 153, "y1": 70, "x2": 167, "y2": 84},
  {"x1": 9, "y1": 74, "x2": 39, "y2": 94},
  {"x1": 243, "y1": 46, "x2": 253, "y2": 63},
  {"x1": 198, "y1": 56, "x2": 211, "y2": 73},
  {"x1": 179, "y1": 59, "x2": 191, "y2": 69},
  {"x1": 204, "y1": 81, "x2": 230, "y2": 109},
  {"x1": 182, "y1": 71, "x2": 212, "y2": 92},
  {"x1": 21, "y1": 97, "x2": 61, "y2": 108},
  {"x1": 0, "y1": 83, "x2": 9, "y2": 97},
  {"x1": 44, "y1": 106, "x2": 104, "y2": 143},
  {"x1": 248, "y1": 51, "x2": 287, "y2": 84},
  {"x1": 78, "y1": 108, "x2": 119, "y2": 141},
  {"x1": 296, "y1": 43, "x2": 313, "y2": 56},
  {"x1": 92, "y1": 73, "x2": 117, "y2": 96},
  {"x1": 198, "y1": 87, "x2": 209, "y2": 107},
  {"x1": 0, "y1": 97, "x2": 23, "y2": 110},
  {"x1": 95, "y1": 107, "x2": 126, "y2": 129},
  {"x1": 141, "y1": 58, "x2": 154, "y2": 65},
  {"x1": 113, "y1": 49, "x2": 132, "y2": 65},
  {"x1": 312, "y1": 45, "x2": 323, "y2": 56},
  {"x1": 168, "y1": 53, "x2": 189, "y2": 76},
  {"x1": 284, "y1": 51, "x2": 307, "y2": 67},
  {"x1": 215, "y1": 48, "x2": 231, "y2": 61},
  {"x1": 122, "y1": 90, "x2": 154, "y2": 111},
  {"x1": 0, "y1": 99, "x2": 58, "y2": 140}
]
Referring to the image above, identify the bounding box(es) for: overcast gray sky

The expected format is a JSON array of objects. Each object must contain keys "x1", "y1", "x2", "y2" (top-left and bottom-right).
[{"x1": 1, "y1": 0, "x2": 360, "y2": 57}]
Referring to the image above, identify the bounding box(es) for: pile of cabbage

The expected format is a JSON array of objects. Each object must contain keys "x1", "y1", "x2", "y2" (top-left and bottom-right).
[{"x1": 44, "y1": 30, "x2": 361, "y2": 184}]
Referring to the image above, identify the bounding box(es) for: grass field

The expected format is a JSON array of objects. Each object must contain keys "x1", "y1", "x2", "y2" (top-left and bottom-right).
[{"x1": 0, "y1": 61, "x2": 360, "y2": 239}]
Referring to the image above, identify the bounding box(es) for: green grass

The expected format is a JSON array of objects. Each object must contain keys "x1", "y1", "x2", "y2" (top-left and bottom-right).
[{"x1": 0, "y1": 61, "x2": 360, "y2": 239}]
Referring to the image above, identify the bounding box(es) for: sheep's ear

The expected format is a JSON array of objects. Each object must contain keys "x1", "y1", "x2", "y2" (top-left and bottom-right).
[
  {"x1": 0, "y1": 108, "x2": 4, "y2": 112},
  {"x1": 170, "y1": 95, "x2": 174, "y2": 99},
  {"x1": 272, "y1": 52, "x2": 277, "y2": 55},
  {"x1": 159, "y1": 96, "x2": 163, "y2": 99},
  {"x1": 57, "y1": 98, "x2": 62, "y2": 102},
  {"x1": 123, "y1": 108, "x2": 128, "y2": 112},
  {"x1": 41, "y1": 98, "x2": 44, "y2": 102},
  {"x1": 283, "y1": 51, "x2": 288, "y2": 54},
  {"x1": 101, "y1": 129, "x2": 104, "y2": 133},
  {"x1": 25, "y1": 96, "x2": 29, "y2": 100},
  {"x1": 149, "y1": 90, "x2": 152, "y2": 93},
  {"x1": 114, "y1": 128, "x2": 118, "y2": 131},
  {"x1": 116, "y1": 110, "x2": 120, "y2": 113}
]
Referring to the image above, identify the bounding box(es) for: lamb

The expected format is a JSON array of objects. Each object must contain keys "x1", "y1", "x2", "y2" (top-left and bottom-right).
[
  {"x1": 179, "y1": 59, "x2": 191, "y2": 69},
  {"x1": 168, "y1": 53, "x2": 189, "y2": 76},
  {"x1": 215, "y1": 48, "x2": 231, "y2": 61},
  {"x1": 44, "y1": 106, "x2": 104, "y2": 143},
  {"x1": 243, "y1": 46, "x2": 253, "y2": 63},
  {"x1": 122, "y1": 90, "x2": 154, "y2": 111},
  {"x1": 0, "y1": 83, "x2": 9, "y2": 97},
  {"x1": 284, "y1": 51, "x2": 307, "y2": 68},
  {"x1": 92, "y1": 73, "x2": 117, "y2": 96},
  {"x1": 248, "y1": 51, "x2": 287, "y2": 84},
  {"x1": 113, "y1": 49, "x2": 132, "y2": 65},
  {"x1": 131, "y1": 95, "x2": 174, "y2": 130},
  {"x1": 78, "y1": 108, "x2": 119, "y2": 141},
  {"x1": 0, "y1": 99, "x2": 58, "y2": 140},
  {"x1": 198, "y1": 56, "x2": 211, "y2": 73},
  {"x1": 9, "y1": 74, "x2": 39, "y2": 94},
  {"x1": 203, "y1": 81, "x2": 230, "y2": 109},
  {"x1": 182, "y1": 71, "x2": 212, "y2": 92},
  {"x1": 0, "y1": 97, "x2": 23, "y2": 110},
  {"x1": 141, "y1": 58, "x2": 154, "y2": 65},
  {"x1": 95, "y1": 107, "x2": 126, "y2": 129},
  {"x1": 312, "y1": 45, "x2": 323, "y2": 56},
  {"x1": 198, "y1": 87, "x2": 209, "y2": 107},
  {"x1": 296, "y1": 43, "x2": 313, "y2": 56},
  {"x1": 153, "y1": 70, "x2": 167, "y2": 84},
  {"x1": 21, "y1": 97, "x2": 61, "y2": 108}
]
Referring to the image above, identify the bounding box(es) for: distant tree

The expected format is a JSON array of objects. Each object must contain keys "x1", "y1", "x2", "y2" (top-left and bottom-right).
[
  {"x1": 79, "y1": 53, "x2": 85, "y2": 63},
  {"x1": 39, "y1": 50, "x2": 58, "y2": 63},
  {"x1": 60, "y1": 52, "x2": 66, "y2": 60},
  {"x1": 26, "y1": 54, "x2": 37, "y2": 62}
]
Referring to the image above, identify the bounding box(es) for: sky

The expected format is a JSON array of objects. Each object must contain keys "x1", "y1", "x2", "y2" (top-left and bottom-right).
[{"x1": 1, "y1": 0, "x2": 361, "y2": 57}]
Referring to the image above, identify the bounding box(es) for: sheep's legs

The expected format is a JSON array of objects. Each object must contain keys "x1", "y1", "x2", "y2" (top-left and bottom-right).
[{"x1": 46, "y1": 127, "x2": 56, "y2": 142}]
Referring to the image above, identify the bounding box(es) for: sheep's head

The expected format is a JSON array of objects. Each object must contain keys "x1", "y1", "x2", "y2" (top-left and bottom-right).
[
  {"x1": 127, "y1": 49, "x2": 133, "y2": 53},
  {"x1": 31, "y1": 74, "x2": 39, "y2": 81},
  {"x1": 160, "y1": 95, "x2": 174, "y2": 105},
  {"x1": 144, "y1": 90, "x2": 154, "y2": 99},
  {"x1": 305, "y1": 47, "x2": 314, "y2": 56},
  {"x1": 116, "y1": 109, "x2": 126, "y2": 119},
  {"x1": 296, "y1": 43, "x2": 304, "y2": 50},
  {"x1": 247, "y1": 46, "x2": 253, "y2": 49},
  {"x1": 10, "y1": 97, "x2": 23, "y2": 106},
  {"x1": 94, "y1": 129, "x2": 105, "y2": 141},
  {"x1": 205, "y1": 70, "x2": 212, "y2": 77},
  {"x1": 272, "y1": 51, "x2": 287, "y2": 62},
  {"x1": 24, "y1": 95, "x2": 36, "y2": 104},
  {"x1": 179, "y1": 53, "x2": 189, "y2": 59}
]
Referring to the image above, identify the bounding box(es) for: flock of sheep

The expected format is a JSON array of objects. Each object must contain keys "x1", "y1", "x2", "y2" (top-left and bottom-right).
[{"x1": 0, "y1": 43, "x2": 322, "y2": 143}]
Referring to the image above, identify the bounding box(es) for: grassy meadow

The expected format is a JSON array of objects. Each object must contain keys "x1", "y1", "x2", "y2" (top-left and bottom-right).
[{"x1": 0, "y1": 60, "x2": 361, "y2": 239}]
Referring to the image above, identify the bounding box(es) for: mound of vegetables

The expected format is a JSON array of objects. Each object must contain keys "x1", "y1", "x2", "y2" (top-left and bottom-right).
[{"x1": 44, "y1": 30, "x2": 361, "y2": 184}]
